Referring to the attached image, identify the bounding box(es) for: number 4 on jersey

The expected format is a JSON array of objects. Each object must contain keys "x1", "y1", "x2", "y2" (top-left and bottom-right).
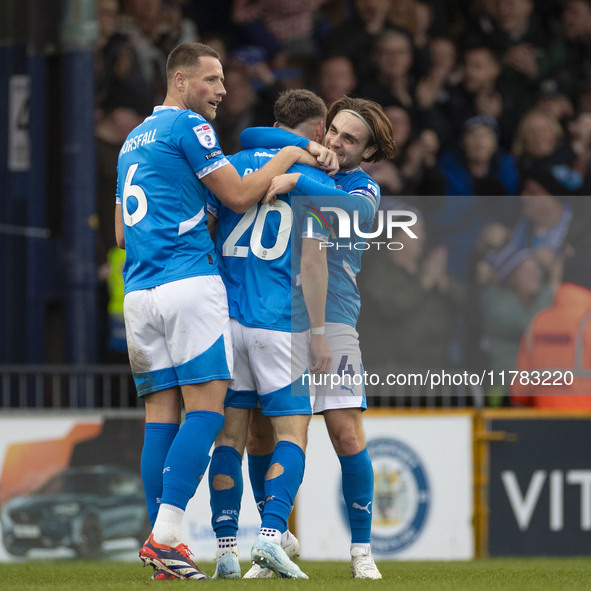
[{"x1": 337, "y1": 355, "x2": 356, "y2": 378}]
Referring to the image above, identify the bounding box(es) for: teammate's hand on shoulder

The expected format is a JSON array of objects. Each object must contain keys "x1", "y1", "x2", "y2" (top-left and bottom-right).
[
  {"x1": 309, "y1": 334, "x2": 332, "y2": 374},
  {"x1": 263, "y1": 173, "x2": 301, "y2": 204}
]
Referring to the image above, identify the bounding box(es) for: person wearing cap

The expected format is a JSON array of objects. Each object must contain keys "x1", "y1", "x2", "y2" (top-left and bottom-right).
[{"x1": 511, "y1": 251, "x2": 591, "y2": 409}]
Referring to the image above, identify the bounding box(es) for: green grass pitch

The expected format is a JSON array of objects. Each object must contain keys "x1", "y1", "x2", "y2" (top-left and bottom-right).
[{"x1": 2, "y1": 558, "x2": 591, "y2": 590}]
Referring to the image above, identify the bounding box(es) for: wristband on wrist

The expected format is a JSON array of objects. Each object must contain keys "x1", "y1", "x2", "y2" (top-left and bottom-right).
[{"x1": 311, "y1": 326, "x2": 325, "y2": 335}]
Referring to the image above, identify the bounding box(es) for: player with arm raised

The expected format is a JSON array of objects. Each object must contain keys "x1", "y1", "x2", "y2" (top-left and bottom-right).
[
  {"x1": 240, "y1": 96, "x2": 397, "y2": 579},
  {"x1": 114, "y1": 43, "x2": 322, "y2": 580}
]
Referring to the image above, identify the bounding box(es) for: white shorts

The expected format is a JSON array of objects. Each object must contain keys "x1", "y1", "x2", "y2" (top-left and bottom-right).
[
  {"x1": 313, "y1": 322, "x2": 367, "y2": 413},
  {"x1": 124, "y1": 275, "x2": 233, "y2": 396},
  {"x1": 226, "y1": 320, "x2": 314, "y2": 416}
]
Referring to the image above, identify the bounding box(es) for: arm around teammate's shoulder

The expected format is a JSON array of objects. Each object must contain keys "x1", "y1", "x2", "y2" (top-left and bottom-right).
[{"x1": 201, "y1": 146, "x2": 316, "y2": 214}]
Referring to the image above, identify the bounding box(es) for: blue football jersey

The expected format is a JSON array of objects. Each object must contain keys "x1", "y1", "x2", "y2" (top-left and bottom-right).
[
  {"x1": 208, "y1": 148, "x2": 338, "y2": 332},
  {"x1": 240, "y1": 127, "x2": 380, "y2": 327},
  {"x1": 116, "y1": 106, "x2": 229, "y2": 293},
  {"x1": 327, "y1": 168, "x2": 380, "y2": 326}
]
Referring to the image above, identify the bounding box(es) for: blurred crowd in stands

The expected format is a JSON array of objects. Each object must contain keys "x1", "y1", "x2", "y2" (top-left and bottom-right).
[{"x1": 94, "y1": 0, "x2": 591, "y2": 408}]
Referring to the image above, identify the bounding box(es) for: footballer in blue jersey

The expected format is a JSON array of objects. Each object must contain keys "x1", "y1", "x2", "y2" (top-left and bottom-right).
[
  {"x1": 240, "y1": 96, "x2": 397, "y2": 579},
  {"x1": 207, "y1": 149, "x2": 338, "y2": 333},
  {"x1": 117, "y1": 106, "x2": 226, "y2": 294},
  {"x1": 240, "y1": 127, "x2": 381, "y2": 329},
  {"x1": 114, "y1": 44, "x2": 326, "y2": 581},
  {"x1": 207, "y1": 90, "x2": 343, "y2": 580},
  {"x1": 206, "y1": 90, "x2": 340, "y2": 580}
]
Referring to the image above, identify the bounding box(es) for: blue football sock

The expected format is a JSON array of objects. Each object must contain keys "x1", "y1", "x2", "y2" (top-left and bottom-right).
[
  {"x1": 141, "y1": 422, "x2": 179, "y2": 526},
  {"x1": 339, "y1": 448, "x2": 374, "y2": 544},
  {"x1": 209, "y1": 445, "x2": 243, "y2": 538},
  {"x1": 261, "y1": 441, "x2": 305, "y2": 533},
  {"x1": 247, "y1": 452, "x2": 273, "y2": 518},
  {"x1": 161, "y1": 410, "x2": 225, "y2": 510}
]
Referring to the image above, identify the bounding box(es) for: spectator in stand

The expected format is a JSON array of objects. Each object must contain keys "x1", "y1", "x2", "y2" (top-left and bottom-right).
[
  {"x1": 316, "y1": 55, "x2": 358, "y2": 106},
  {"x1": 438, "y1": 115, "x2": 520, "y2": 197},
  {"x1": 387, "y1": 0, "x2": 417, "y2": 35},
  {"x1": 362, "y1": 103, "x2": 445, "y2": 197},
  {"x1": 271, "y1": 52, "x2": 318, "y2": 91},
  {"x1": 429, "y1": 114, "x2": 520, "y2": 293},
  {"x1": 478, "y1": 248, "x2": 554, "y2": 405},
  {"x1": 533, "y1": 87, "x2": 575, "y2": 133},
  {"x1": 231, "y1": 0, "x2": 323, "y2": 57},
  {"x1": 460, "y1": 0, "x2": 499, "y2": 49},
  {"x1": 415, "y1": 36, "x2": 459, "y2": 113},
  {"x1": 158, "y1": 0, "x2": 200, "y2": 55},
  {"x1": 387, "y1": 0, "x2": 432, "y2": 78},
  {"x1": 487, "y1": 0, "x2": 567, "y2": 100},
  {"x1": 117, "y1": 0, "x2": 168, "y2": 107},
  {"x1": 322, "y1": 0, "x2": 392, "y2": 82},
  {"x1": 360, "y1": 28, "x2": 419, "y2": 113},
  {"x1": 95, "y1": 0, "x2": 125, "y2": 114},
  {"x1": 442, "y1": 45, "x2": 524, "y2": 150},
  {"x1": 200, "y1": 33, "x2": 228, "y2": 65},
  {"x1": 486, "y1": 162, "x2": 590, "y2": 286},
  {"x1": 358, "y1": 204, "x2": 465, "y2": 371},
  {"x1": 511, "y1": 251, "x2": 591, "y2": 410},
  {"x1": 211, "y1": 60, "x2": 272, "y2": 155},
  {"x1": 182, "y1": 1, "x2": 234, "y2": 44},
  {"x1": 512, "y1": 109, "x2": 577, "y2": 175},
  {"x1": 554, "y1": 0, "x2": 591, "y2": 98},
  {"x1": 568, "y1": 111, "x2": 591, "y2": 201}
]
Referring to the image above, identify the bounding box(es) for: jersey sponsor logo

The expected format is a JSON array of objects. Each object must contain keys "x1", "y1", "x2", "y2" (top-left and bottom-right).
[
  {"x1": 193, "y1": 123, "x2": 216, "y2": 149},
  {"x1": 205, "y1": 149, "x2": 222, "y2": 160},
  {"x1": 368, "y1": 437, "x2": 430, "y2": 554}
]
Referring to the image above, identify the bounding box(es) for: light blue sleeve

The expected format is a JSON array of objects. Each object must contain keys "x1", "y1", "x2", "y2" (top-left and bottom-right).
[
  {"x1": 240, "y1": 126, "x2": 309, "y2": 150},
  {"x1": 294, "y1": 174, "x2": 375, "y2": 220}
]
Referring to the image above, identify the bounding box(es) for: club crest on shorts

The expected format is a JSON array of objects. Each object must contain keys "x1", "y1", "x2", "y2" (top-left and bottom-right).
[
  {"x1": 193, "y1": 124, "x2": 216, "y2": 149},
  {"x1": 367, "y1": 437, "x2": 430, "y2": 554}
]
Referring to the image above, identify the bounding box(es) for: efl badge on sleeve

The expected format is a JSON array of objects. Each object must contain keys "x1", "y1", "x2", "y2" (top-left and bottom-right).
[{"x1": 193, "y1": 124, "x2": 216, "y2": 149}]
